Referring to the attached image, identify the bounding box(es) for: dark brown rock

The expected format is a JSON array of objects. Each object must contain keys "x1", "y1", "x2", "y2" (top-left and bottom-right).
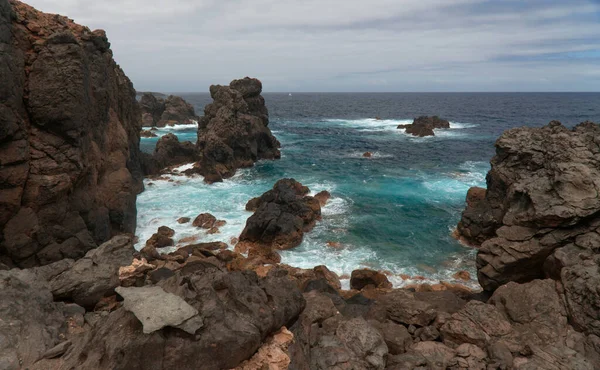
[
  {"x1": 350, "y1": 268, "x2": 392, "y2": 290},
  {"x1": 239, "y1": 179, "x2": 321, "y2": 251},
  {"x1": 398, "y1": 116, "x2": 450, "y2": 137},
  {"x1": 197, "y1": 77, "x2": 280, "y2": 183},
  {"x1": 314, "y1": 190, "x2": 331, "y2": 206},
  {"x1": 192, "y1": 212, "x2": 217, "y2": 229},
  {"x1": 455, "y1": 121, "x2": 600, "y2": 291},
  {"x1": 139, "y1": 93, "x2": 198, "y2": 128},
  {"x1": 36, "y1": 263, "x2": 306, "y2": 370},
  {"x1": 0, "y1": 0, "x2": 144, "y2": 267}
]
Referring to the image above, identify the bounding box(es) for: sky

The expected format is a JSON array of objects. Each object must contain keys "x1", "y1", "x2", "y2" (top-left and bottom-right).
[{"x1": 24, "y1": 0, "x2": 600, "y2": 92}]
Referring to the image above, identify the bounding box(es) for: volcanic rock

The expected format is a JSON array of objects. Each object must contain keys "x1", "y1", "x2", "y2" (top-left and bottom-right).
[
  {"x1": 192, "y1": 212, "x2": 217, "y2": 229},
  {"x1": 398, "y1": 116, "x2": 450, "y2": 137},
  {"x1": 196, "y1": 77, "x2": 281, "y2": 183},
  {"x1": 456, "y1": 121, "x2": 600, "y2": 291},
  {"x1": 239, "y1": 179, "x2": 321, "y2": 250},
  {"x1": 139, "y1": 93, "x2": 165, "y2": 127},
  {"x1": 314, "y1": 190, "x2": 331, "y2": 206},
  {"x1": 0, "y1": 0, "x2": 144, "y2": 267},
  {"x1": 139, "y1": 93, "x2": 198, "y2": 127},
  {"x1": 143, "y1": 133, "x2": 197, "y2": 174},
  {"x1": 49, "y1": 235, "x2": 134, "y2": 309},
  {"x1": 350, "y1": 268, "x2": 392, "y2": 290},
  {"x1": 38, "y1": 262, "x2": 305, "y2": 370}
]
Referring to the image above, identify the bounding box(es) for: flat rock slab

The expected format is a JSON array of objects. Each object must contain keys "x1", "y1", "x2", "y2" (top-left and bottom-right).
[{"x1": 115, "y1": 286, "x2": 200, "y2": 334}]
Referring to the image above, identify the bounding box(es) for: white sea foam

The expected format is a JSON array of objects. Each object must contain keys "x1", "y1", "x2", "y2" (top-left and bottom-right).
[
  {"x1": 449, "y1": 122, "x2": 479, "y2": 129},
  {"x1": 323, "y1": 118, "x2": 411, "y2": 132},
  {"x1": 346, "y1": 151, "x2": 394, "y2": 159},
  {"x1": 157, "y1": 123, "x2": 198, "y2": 131}
]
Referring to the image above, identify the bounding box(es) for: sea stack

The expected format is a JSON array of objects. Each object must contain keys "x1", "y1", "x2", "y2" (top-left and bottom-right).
[
  {"x1": 456, "y1": 120, "x2": 600, "y2": 291},
  {"x1": 0, "y1": 0, "x2": 143, "y2": 267},
  {"x1": 140, "y1": 93, "x2": 198, "y2": 127},
  {"x1": 398, "y1": 116, "x2": 450, "y2": 137},
  {"x1": 196, "y1": 77, "x2": 281, "y2": 183}
]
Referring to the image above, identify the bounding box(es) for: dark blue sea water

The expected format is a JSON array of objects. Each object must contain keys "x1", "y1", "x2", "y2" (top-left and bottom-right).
[{"x1": 137, "y1": 93, "x2": 600, "y2": 288}]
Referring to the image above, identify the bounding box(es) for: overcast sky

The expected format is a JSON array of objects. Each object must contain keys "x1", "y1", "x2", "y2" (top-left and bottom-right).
[{"x1": 25, "y1": 0, "x2": 600, "y2": 92}]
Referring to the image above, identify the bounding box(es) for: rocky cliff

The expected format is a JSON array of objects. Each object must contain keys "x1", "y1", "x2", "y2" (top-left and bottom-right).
[
  {"x1": 197, "y1": 77, "x2": 281, "y2": 183},
  {"x1": 0, "y1": 0, "x2": 144, "y2": 268},
  {"x1": 456, "y1": 121, "x2": 600, "y2": 291}
]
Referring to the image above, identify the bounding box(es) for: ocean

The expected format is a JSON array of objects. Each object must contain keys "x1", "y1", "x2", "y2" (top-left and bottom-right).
[{"x1": 136, "y1": 92, "x2": 600, "y2": 289}]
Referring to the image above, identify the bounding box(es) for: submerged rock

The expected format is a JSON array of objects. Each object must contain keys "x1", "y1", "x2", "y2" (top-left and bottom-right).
[
  {"x1": 398, "y1": 116, "x2": 450, "y2": 137},
  {"x1": 197, "y1": 77, "x2": 281, "y2": 183}
]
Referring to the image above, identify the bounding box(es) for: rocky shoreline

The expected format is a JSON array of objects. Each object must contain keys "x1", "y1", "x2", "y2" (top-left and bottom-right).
[{"x1": 1, "y1": 1, "x2": 600, "y2": 370}]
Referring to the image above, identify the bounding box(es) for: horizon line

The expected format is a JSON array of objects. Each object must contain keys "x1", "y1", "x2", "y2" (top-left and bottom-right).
[{"x1": 143, "y1": 91, "x2": 600, "y2": 95}]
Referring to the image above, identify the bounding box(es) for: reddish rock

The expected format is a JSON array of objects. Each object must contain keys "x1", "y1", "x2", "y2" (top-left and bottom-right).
[
  {"x1": 350, "y1": 268, "x2": 393, "y2": 290},
  {"x1": 192, "y1": 213, "x2": 217, "y2": 229},
  {"x1": 177, "y1": 217, "x2": 191, "y2": 224},
  {"x1": 363, "y1": 152, "x2": 373, "y2": 158},
  {"x1": 453, "y1": 270, "x2": 471, "y2": 281},
  {"x1": 314, "y1": 190, "x2": 331, "y2": 206}
]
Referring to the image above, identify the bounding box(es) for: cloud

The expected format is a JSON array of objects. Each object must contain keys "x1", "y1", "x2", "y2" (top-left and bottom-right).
[{"x1": 23, "y1": 0, "x2": 600, "y2": 91}]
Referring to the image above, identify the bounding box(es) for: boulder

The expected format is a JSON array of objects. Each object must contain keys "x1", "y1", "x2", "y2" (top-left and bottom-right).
[
  {"x1": 197, "y1": 77, "x2": 280, "y2": 183},
  {"x1": 239, "y1": 179, "x2": 321, "y2": 251},
  {"x1": 192, "y1": 212, "x2": 217, "y2": 229},
  {"x1": 49, "y1": 235, "x2": 134, "y2": 309},
  {"x1": 154, "y1": 133, "x2": 197, "y2": 166},
  {"x1": 397, "y1": 116, "x2": 450, "y2": 137},
  {"x1": 0, "y1": 0, "x2": 144, "y2": 267},
  {"x1": 350, "y1": 268, "x2": 392, "y2": 290}
]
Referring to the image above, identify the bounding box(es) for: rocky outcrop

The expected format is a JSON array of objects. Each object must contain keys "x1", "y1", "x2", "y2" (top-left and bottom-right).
[
  {"x1": 139, "y1": 93, "x2": 198, "y2": 127},
  {"x1": 397, "y1": 116, "x2": 450, "y2": 137},
  {"x1": 139, "y1": 93, "x2": 165, "y2": 127},
  {"x1": 33, "y1": 258, "x2": 306, "y2": 370},
  {"x1": 456, "y1": 121, "x2": 600, "y2": 291},
  {"x1": 142, "y1": 133, "x2": 197, "y2": 174},
  {"x1": 197, "y1": 77, "x2": 281, "y2": 183},
  {"x1": 49, "y1": 235, "x2": 134, "y2": 309},
  {"x1": 0, "y1": 0, "x2": 144, "y2": 267},
  {"x1": 239, "y1": 179, "x2": 321, "y2": 251}
]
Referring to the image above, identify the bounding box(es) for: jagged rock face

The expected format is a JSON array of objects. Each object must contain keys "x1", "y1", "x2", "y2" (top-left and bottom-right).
[
  {"x1": 139, "y1": 93, "x2": 165, "y2": 126},
  {"x1": 142, "y1": 133, "x2": 197, "y2": 174},
  {"x1": 0, "y1": 0, "x2": 144, "y2": 268},
  {"x1": 239, "y1": 179, "x2": 321, "y2": 251},
  {"x1": 139, "y1": 93, "x2": 197, "y2": 127},
  {"x1": 455, "y1": 121, "x2": 600, "y2": 291},
  {"x1": 197, "y1": 77, "x2": 281, "y2": 183},
  {"x1": 397, "y1": 116, "x2": 450, "y2": 137}
]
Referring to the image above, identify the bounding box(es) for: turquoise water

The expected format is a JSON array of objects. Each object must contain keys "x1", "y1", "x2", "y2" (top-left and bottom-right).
[{"x1": 136, "y1": 93, "x2": 600, "y2": 288}]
